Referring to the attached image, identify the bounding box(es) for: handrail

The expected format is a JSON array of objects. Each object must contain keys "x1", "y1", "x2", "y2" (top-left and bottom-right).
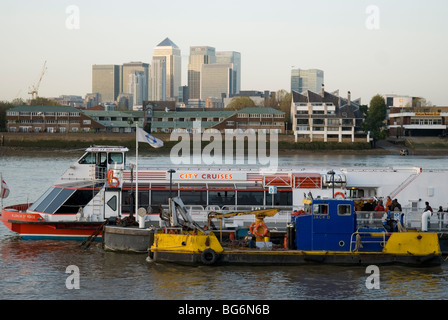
[{"x1": 349, "y1": 230, "x2": 387, "y2": 252}]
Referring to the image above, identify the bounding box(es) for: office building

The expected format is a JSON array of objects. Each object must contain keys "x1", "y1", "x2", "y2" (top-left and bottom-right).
[
  {"x1": 152, "y1": 37, "x2": 181, "y2": 100},
  {"x1": 128, "y1": 71, "x2": 146, "y2": 107},
  {"x1": 200, "y1": 63, "x2": 233, "y2": 100},
  {"x1": 92, "y1": 64, "x2": 121, "y2": 102},
  {"x1": 121, "y1": 62, "x2": 149, "y2": 101},
  {"x1": 150, "y1": 56, "x2": 166, "y2": 101},
  {"x1": 216, "y1": 51, "x2": 241, "y2": 94},
  {"x1": 188, "y1": 46, "x2": 216, "y2": 100},
  {"x1": 291, "y1": 69, "x2": 324, "y2": 93}
]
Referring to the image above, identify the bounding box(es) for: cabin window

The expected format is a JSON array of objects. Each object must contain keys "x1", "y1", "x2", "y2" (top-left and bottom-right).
[
  {"x1": 209, "y1": 190, "x2": 235, "y2": 206},
  {"x1": 107, "y1": 196, "x2": 117, "y2": 211},
  {"x1": 265, "y1": 191, "x2": 292, "y2": 206},
  {"x1": 236, "y1": 190, "x2": 264, "y2": 206},
  {"x1": 338, "y1": 204, "x2": 351, "y2": 215},
  {"x1": 313, "y1": 204, "x2": 328, "y2": 215},
  {"x1": 29, "y1": 187, "x2": 100, "y2": 214},
  {"x1": 78, "y1": 152, "x2": 96, "y2": 164},
  {"x1": 180, "y1": 190, "x2": 207, "y2": 207},
  {"x1": 151, "y1": 190, "x2": 175, "y2": 205},
  {"x1": 108, "y1": 152, "x2": 124, "y2": 164}
]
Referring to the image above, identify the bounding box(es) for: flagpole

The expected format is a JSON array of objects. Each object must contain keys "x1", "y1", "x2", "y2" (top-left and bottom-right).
[{"x1": 135, "y1": 122, "x2": 138, "y2": 222}]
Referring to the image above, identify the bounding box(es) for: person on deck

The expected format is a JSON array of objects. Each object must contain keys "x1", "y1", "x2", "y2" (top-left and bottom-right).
[{"x1": 385, "y1": 196, "x2": 393, "y2": 211}]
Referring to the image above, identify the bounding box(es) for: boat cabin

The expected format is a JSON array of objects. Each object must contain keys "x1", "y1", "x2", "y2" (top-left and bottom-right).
[{"x1": 293, "y1": 199, "x2": 358, "y2": 251}]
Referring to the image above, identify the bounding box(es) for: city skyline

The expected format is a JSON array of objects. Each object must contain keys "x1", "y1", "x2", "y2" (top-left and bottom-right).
[{"x1": 0, "y1": 0, "x2": 447, "y2": 105}]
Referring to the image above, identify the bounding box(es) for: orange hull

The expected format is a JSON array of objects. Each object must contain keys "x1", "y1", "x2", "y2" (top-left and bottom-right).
[{"x1": 1, "y1": 204, "x2": 104, "y2": 240}]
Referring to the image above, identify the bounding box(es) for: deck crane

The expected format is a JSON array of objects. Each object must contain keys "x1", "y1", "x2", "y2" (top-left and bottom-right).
[{"x1": 28, "y1": 60, "x2": 47, "y2": 100}]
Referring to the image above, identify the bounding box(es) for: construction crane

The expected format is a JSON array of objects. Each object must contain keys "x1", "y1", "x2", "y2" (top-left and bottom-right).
[{"x1": 28, "y1": 60, "x2": 47, "y2": 100}]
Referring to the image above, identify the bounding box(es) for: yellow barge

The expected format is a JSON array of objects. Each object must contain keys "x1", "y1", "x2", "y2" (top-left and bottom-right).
[{"x1": 148, "y1": 197, "x2": 442, "y2": 266}]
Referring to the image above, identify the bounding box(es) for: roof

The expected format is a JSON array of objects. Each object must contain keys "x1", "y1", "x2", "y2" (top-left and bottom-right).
[
  {"x1": 237, "y1": 107, "x2": 285, "y2": 115},
  {"x1": 156, "y1": 37, "x2": 179, "y2": 48},
  {"x1": 153, "y1": 110, "x2": 234, "y2": 118},
  {"x1": 8, "y1": 105, "x2": 80, "y2": 112},
  {"x1": 83, "y1": 110, "x2": 144, "y2": 117}
]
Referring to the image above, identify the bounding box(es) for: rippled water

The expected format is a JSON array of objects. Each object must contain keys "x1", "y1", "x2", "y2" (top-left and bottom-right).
[{"x1": 1, "y1": 153, "x2": 448, "y2": 300}]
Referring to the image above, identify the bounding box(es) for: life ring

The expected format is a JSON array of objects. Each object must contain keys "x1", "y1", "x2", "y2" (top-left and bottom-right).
[
  {"x1": 249, "y1": 222, "x2": 257, "y2": 235},
  {"x1": 334, "y1": 192, "x2": 345, "y2": 199},
  {"x1": 107, "y1": 170, "x2": 120, "y2": 188},
  {"x1": 200, "y1": 248, "x2": 219, "y2": 265},
  {"x1": 253, "y1": 222, "x2": 268, "y2": 238}
]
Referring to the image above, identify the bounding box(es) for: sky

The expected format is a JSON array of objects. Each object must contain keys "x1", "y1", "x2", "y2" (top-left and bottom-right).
[{"x1": 0, "y1": 0, "x2": 447, "y2": 105}]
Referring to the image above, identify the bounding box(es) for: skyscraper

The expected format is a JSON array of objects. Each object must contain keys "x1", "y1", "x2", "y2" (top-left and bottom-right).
[
  {"x1": 152, "y1": 37, "x2": 181, "y2": 100},
  {"x1": 188, "y1": 46, "x2": 216, "y2": 100},
  {"x1": 200, "y1": 63, "x2": 233, "y2": 100},
  {"x1": 150, "y1": 56, "x2": 166, "y2": 101},
  {"x1": 92, "y1": 64, "x2": 121, "y2": 103},
  {"x1": 291, "y1": 69, "x2": 324, "y2": 93},
  {"x1": 128, "y1": 71, "x2": 146, "y2": 106},
  {"x1": 121, "y1": 62, "x2": 150, "y2": 101},
  {"x1": 216, "y1": 51, "x2": 241, "y2": 94}
]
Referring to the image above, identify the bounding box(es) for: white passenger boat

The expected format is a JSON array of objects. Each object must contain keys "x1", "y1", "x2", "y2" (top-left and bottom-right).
[{"x1": 1, "y1": 145, "x2": 447, "y2": 240}]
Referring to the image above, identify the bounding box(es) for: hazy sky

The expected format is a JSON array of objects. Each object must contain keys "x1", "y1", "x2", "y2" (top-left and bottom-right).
[{"x1": 1, "y1": 0, "x2": 447, "y2": 105}]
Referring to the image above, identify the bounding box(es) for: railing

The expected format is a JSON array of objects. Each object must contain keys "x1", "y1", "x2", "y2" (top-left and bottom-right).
[{"x1": 349, "y1": 230, "x2": 387, "y2": 252}]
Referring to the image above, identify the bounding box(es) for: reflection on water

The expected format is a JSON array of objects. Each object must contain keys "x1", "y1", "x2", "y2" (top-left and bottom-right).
[{"x1": 1, "y1": 154, "x2": 448, "y2": 300}]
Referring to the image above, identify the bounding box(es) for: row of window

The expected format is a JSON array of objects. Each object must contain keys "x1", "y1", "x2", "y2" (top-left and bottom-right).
[
  {"x1": 7, "y1": 112, "x2": 80, "y2": 117},
  {"x1": 237, "y1": 114, "x2": 285, "y2": 118},
  {"x1": 122, "y1": 189, "x2": 293, "y2": 213},
  {"x1": 8, "y1": 120, "x2": 82, "y2": 124}
]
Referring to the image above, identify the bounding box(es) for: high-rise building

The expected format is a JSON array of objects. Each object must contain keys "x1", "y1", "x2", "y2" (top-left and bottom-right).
[
  {"x1": 200, "y1": 63, "x2": 233, "y2": 100},
  {"x1": 150, "y1": 56, "x2": 166, "y2": 101},
  {"x1": 188, "y1": 46, "x2": 216, "y2": 100},
  {"x1": 152, "y1": 38, "x2": 181, "y2": 100},
  {"x1": 291, "y1": 69, "x2": 324, "y2": 93},
  {"x1": 128, "y1": 71, "x2": 146, "y2": 106},
  {"x1": 216, "y1": 51, "x2": 241, "y2": 94},
  {"x1": 121, "y1": 62, "x2": 150, "y2": 101},
  {"x1": 92, "y1": 64, "x2": 121, "y2": 102}
]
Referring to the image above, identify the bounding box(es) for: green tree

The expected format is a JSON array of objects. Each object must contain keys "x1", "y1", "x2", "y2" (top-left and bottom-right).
[
  {"x1": 364, "y1": 94, "x2": 387, "y2": 146},
  {"x1": 225, "y1": 96, "x2": 256, "y2": 110},
  {"x1": 265, "y1": 89, "x2": 292, "y2": 124},
  {"x1": 0, "y1": 101, "x2": 14, "y2": 132}
]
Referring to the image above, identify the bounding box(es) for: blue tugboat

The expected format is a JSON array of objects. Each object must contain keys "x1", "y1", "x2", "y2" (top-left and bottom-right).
[{"x1": 148, "y1": 197, "x2": 442, "y2": 266}]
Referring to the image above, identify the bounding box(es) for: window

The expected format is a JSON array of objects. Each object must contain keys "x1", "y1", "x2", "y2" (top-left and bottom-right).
[
  {"x1": 79, "y1": 152, "x2": 96, "y2": 164},
  {"x1": 209, "y1": 190, "x2": 235, "y2": 206},
  {"x1": 237, "y1": 190, "x2": 264, "y2": 206},
  {"x1": 108, "y1": 152, "x2": 123, "y2": 164},
  {"x1": 180, "y1": 190, "x2": 207, "y2": 207},
  {"x1": 265, "y1": 191, "x2": 292, "y2": 206},
  {"x1": 313, "y1": 204, "x2": 328, "y2": 215},
  {"x1": 338, "y1": 204, "x2": 351, "y2": 215}
]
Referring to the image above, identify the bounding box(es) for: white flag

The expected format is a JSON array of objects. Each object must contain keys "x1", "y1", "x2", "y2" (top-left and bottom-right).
[{"x1": 136, "y1": 127, "x2": 164, "y2": 148}]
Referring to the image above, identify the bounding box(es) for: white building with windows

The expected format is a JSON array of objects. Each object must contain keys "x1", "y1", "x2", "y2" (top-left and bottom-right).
[{"x1": 291, "y1": 86, "x2": 368, "y2": 143}]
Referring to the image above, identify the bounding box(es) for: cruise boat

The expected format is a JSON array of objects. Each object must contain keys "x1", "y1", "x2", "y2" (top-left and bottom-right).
[{"x1": 1, "y1": 145, "x2": 448, "y2": 240}]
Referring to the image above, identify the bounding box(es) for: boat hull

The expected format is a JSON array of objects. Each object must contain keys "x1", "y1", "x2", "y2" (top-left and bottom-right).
[
  {"x1": 1, "y1": 204, "x2": 104, "y2": 240},
  {"x1": 151, "y1": 249, "x2": 441, "y2": 267},
  {"x1": 149, "y1": 231, "x2": 442, "y2": 267}
]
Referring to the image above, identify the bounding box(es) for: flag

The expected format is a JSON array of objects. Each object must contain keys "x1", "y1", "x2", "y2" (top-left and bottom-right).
[
  {"x1": 1, "y1": 179, "x2": 10, "y2": 199},
  {"x1": 136, "y1": 127, "x2": 164, "y2": 148}
]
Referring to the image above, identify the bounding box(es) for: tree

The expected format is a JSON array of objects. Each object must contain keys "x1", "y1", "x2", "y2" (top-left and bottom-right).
[
  {"x1": 265, "y1": 89, "x2": 292, "y2": 123},
  {"x1": 364, "y1": 94, "x2": 387, "y2": 146},
  {"x1": 225, "y1": 96, "x2": 256, "y2": 110}
]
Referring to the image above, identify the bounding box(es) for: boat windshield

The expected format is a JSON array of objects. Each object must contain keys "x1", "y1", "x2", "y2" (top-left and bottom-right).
[{"x1": 28, "y1": 186, "x2": 100, "y2": 214}]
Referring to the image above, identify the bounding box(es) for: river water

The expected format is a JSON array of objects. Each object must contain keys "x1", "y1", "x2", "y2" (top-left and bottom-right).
[{"x1": 1, "y1": 152, "x2": 448, "y2": 302}]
